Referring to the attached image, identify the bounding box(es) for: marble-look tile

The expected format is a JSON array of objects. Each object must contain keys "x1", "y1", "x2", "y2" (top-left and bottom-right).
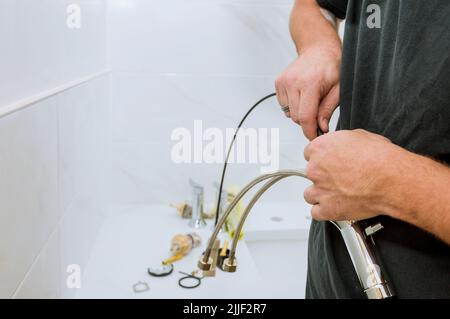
[
  {"x1": 0, "y1": 99, "x2": 58, "y2": 298},
  {"x1": 0, "y1": 0, "x2": 62, "y2": 107},
  {"x1": 59, "y1": 193, "x2": 105, "y2": 298},
  {"x1": 57, "y1": 76, "x2": 109, "y2": 298},
  {"x1": 13, "y1": 229, "x2": 60, "y2": 299},
  {"x1": 2, "y1": 75, "x2": 109, "y2": 300},
  {"x1": 110, "y1": 140, "x2": 311, "y2": 206},
  {"x1": 58, "y1": 0, "x2": 107, "y2": 83},
  {"x1": 107, "y1": 0, "x2": 296, "y2": 74},
  {"x1": 107, "y1": 0, "x2": 321, "y2": 207},
  {"x1": 0, "y1": 0, "x2": 107, "y2": 299},
  {"x1": 0, "y1": 0, "x2": 107, "y2": 107},
  {"x1": 58, "y1": 76, "x2": 109, "y2": 212},
  {"x1": 111, "y1": 73, "x2": 306, "y2": 144}
]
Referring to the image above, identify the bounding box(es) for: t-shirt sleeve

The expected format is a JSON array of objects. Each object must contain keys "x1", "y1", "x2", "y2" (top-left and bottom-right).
[{"x1": 316, "y1": 0, "x2": 348, "y2": 19}]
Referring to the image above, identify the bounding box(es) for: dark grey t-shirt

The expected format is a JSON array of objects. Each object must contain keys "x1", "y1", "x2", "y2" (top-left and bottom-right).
[{"x1": 308, "y1": 0, "x2": 450, "y2": 298}]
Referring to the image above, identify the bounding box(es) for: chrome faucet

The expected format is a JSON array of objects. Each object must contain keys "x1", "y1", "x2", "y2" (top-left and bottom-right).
[{"x1": 189, "y1": 179, "x2": 206, "y2": 229}]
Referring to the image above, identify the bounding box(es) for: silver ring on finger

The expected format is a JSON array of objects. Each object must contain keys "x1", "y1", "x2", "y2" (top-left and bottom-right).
[{"x1": 281, "y1": 105, "x2": 290, "y2": 113}]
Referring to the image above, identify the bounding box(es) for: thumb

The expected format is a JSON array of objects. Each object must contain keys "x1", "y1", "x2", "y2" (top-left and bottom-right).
[{"x1": 318, "y1": 85, "x2": 340, "y2": 133}]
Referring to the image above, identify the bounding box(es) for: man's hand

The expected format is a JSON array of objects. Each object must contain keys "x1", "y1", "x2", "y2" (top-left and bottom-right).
[
  {"x1": 275, "y1": 0, "x2": 342, "y2": 141},
  {"x1": 303, "y1": 129, "x2": 400, "y2": 221},
  {"x1": 303, "y1": 129, "x2": 450, "y2": 245},
  {"x1": 275, "y1": 47, "x2": 341, "y2": 140}
]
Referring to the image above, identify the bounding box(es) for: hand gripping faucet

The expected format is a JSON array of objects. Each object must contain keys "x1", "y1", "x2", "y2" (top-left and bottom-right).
[
  {"x1": 189, "y1": 179, "x2": 206, "y2": 229},
  {"x1": 198, "y1": 170, "x2": 395, "y2": 299}
]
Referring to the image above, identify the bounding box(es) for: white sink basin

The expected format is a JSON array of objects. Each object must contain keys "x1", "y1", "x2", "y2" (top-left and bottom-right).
[
  {"x1": 245, "y1": 239, "x2": 308, "y2": 298},
  {"x1": 245, "y1": 201, "x2": 310, "y2": 298}
]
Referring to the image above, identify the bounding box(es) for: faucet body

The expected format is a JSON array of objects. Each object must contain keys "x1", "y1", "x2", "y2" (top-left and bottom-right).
[
  {"x1": 199, "y1": 170, "x2": 395, "y2": 299},
  {"x1": 335, "y1": 221, "x2": 394, "y2": 299},
  {"x1": 189, "y1": 179, "x2": 206, "y2": 229}
]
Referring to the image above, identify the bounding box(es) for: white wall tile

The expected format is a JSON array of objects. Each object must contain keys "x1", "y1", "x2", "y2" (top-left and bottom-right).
[
  {"x1": 0, "y1": 0, "x2": 62, "y2": 106},
  {"x1": 110, "y1": 140, "x2": 311, "y2": 206},
  {"x1": 107, "y1": 0, "x2": 322, "y2": 206},
  {"x1": 1, "y1": 75, "x2": 110, "y2": 300},
  {"x1": 111, "y1": 73, "x2": 305, "y2": 143},
  {"x1": 59, "y1": 0, "x2": 108, "y2": 82},
  {"x1": 107, "y1": 0, "x2": 296, "y2": 74},
  {"x1": 59, "y1": 194, "x2": 105, "y2": 298},
  {"x1": 0, "y1": 0, "x2": 108, "y2": 299},
  {"x1": 13, "y1": 229, "x2": 60, "y2": 299},
  {"x1": 0, "y1": 99, "x2": 58, "y2": 298},
  {"x1": 57, "y1": 76, "x2": 110, "y2": 298},
  {"x1": 0, "y1": 0, "x2": 108, "y2": 107},
  {"x1": 58, "y1": 77, "x2": 109, "y2": 211}
]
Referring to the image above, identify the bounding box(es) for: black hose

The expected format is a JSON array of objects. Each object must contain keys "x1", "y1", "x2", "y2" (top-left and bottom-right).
[{"x1": 214, "y1": 93, "x2": 277, "y2": 226}]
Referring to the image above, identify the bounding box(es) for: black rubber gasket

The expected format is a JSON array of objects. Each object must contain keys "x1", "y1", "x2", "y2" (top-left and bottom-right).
[
  {"x1": 148, "y1": 263, "x2": 174, "y2": 277},
  {"x1": 178, "y1": 271, "x2": 202, "y2": 289}
]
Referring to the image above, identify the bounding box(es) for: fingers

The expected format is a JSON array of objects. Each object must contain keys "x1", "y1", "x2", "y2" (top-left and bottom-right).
[
  {"x1": 317, "y1": 84, "x2": 340, "y2": 133},
  {"x1": 304, "y1": 185, "x2": 319, "y2": 205},
  {"x1": 303, "y1": 134, "x2": 324, "y2": 162},
  {"x1": 304, "y1": 142, "x2": 312, "y2": 161},
  {"x1": 275, "y1": 79, "x2": 291, "y2": 118},
  {"x1": 305, "y1": 187, "x2": 326, "y2": 221},
  {"x1": 287, "y1": 88, "x2": 300, "y2": 121},
  {"x1": 311, "y1": 203, "x2": 340, "y2": 221},
  {"x1": 275, "y1": 78, "x2": 288, "y2": 109},
  {"x1": 275, "y1": 72, "x2": 325, "y2": 141},
  {"x1": 311, "y1": 205, "x2": 326, "y2": 221},
  {"x1": 297, "y1": 86, "x2": 320, "y2": 141}
]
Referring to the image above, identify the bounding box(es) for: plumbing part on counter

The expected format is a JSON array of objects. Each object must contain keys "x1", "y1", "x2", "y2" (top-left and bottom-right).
[
  {"x1": 208, "y1": 183, "x2": 245, "y2": 239},
  {"x1": 202, "y1": 239, "x2": 220, "y2": 277},
  {"x1": 170, "y1": 202, "x2": 215, "y2": 220},
  {"x1": 189, "y1": 179, "x2": 207, "y2": 228},
  {"x1": 220, "y1": 240, "x2": 229, "y2": 257},
  {"x1": 170, "y1": 202, "x2": 192, "y2": 219},
  {"x1": 132, "y1": 281, "x2": 150, "y2": 293},
  {"x1": 148, "y1": 232, "x2": 201, "y2": 277},
  {"x1": 204, "y1": 93, "x2": 395, "y2": 299},
  {"x1": 172, "y1": 182, "x2": 245, "y2": 239},
  {"x1": 218, "y1": 241, "x2": 230, "y2": 271},
  {"x1": 148, "y1": 263, "x2": 174, "y2": 277},
  {"x1": 178, "y1": 271, "x2": 204, "y2": 289},
  {"x1": 222, "y1": 186, "x2": 245, "y2": 241},
  {"x1": 169, "y1": 232, "x2": 201, "y2": 259}
]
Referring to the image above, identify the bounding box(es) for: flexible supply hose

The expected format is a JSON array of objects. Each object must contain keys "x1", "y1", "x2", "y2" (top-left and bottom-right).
[
  {"x1": 204, "y1": 93, "x2": 394, "y2": 299},
  {"x1": 213, "y1": 93, "x2": 277, "y2": 227},
  {"x1": 203, "y1": 170, "x2": 308, "y2": 260},
  {"x1": 229, "y1": 175, "x2": 288, "y2": 260},
  {"x1": 222, "y1": 170, "x2": 394, "y2": 299}
]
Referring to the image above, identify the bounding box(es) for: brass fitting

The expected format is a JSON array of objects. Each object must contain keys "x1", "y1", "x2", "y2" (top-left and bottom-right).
[
  {"x1": 222, "y1": 257, "x2": 237, "y2": 272},
  {"x1": 197, "y1": 255, "x2": 213, "y2": 271}
]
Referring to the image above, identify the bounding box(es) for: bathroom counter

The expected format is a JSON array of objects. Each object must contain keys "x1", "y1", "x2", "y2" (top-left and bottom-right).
[{"x1": 76, "y1": 202, "x2": 311, "y2": 299}]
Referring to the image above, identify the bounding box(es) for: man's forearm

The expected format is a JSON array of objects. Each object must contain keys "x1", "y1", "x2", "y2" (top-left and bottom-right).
[
  {"x1": 289, "y1": 0, "x2": 342, "y2": 57},
  {"x1": 386, "y1": 148, "x2": 450, "y2": 244}
]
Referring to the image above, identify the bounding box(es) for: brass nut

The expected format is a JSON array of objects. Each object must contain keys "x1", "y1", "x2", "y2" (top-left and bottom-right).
[
  {"x1": 197, "y1": 256, "x2": 213, "y2": 271},
  {"x1": 222, "y1": 257, "x2": 237, "y2": 272}
]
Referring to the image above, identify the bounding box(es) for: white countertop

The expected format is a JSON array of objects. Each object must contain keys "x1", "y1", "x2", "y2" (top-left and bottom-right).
[{"x1": 76, "y1": 202, "x2": 311, "y2": 299}]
